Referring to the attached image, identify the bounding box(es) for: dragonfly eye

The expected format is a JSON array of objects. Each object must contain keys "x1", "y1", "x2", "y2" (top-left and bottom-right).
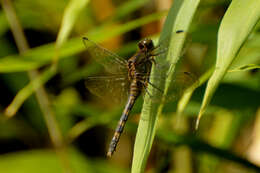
[
  {"x1": 138, "y1": 39, "x2": 154, "y2": 51},
  {"x1": 146, "y1": 41, "x2": 154, "y2": 50},
  {"x1": 138, "y1": 42, "x2": 145, "y2": 50}
]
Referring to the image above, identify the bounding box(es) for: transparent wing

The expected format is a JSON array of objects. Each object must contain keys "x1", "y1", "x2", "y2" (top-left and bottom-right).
[
  {"x1": 164, "y1": 72, "x2": 198, "y2": 102},
  {"x1": 145, "y1": 72, "x2": 198, "y2": 103},
  {"x1": 85, "y1": 72, "x2": 197, "y2": 105},
  {"x1": 85, "y1": 74, "x2": 130, "y2": 105},
  {"x1": 83, "y1": 37, "x2": 128, "y2": 74},
  {"x1": 150, "y1": 30, "x2": 190, "y2": 67}
]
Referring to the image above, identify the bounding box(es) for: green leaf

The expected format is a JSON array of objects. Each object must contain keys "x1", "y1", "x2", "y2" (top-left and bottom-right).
[
  {"x1": 113, "y1": 0, "x2": 150, "y2": 21},
  {"x1": 53, "y1": 0, "x2": 89, "y2": 68},
  {"x1": 0, "y1": 11, "x2": 9, "y2": 36},
  {"x1": 56, "y1": 0, "x2": 89, "y2": 48},
  {"x1": 228, "y1": 64, "x2": 260, "y2": 72},
  {"x1": 5, "y1": 67, "x2": 56, "y2": 117},
  {"x1": 131, "y1": 0, "x2": 200, "y2": 172},
  {"x1": 0, "y1": 149, "x2": 91, "y2": 173},
  {"x1": 176, "y1": 68, "x2": 214, "y2": 119},
  {"x1": 0, "y1": 11, "x2": 166, "y2": 73},
  {"x1": 196, "y1": 1, "x2": 260, "y2": 128},
  {"x1": 0, "y1": 149, "x2": 127, "y2": 173}
]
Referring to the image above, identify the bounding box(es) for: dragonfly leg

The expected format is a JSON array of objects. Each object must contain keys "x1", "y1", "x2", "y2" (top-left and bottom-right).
[
  {"x1": 147, "y1": 81, "x2": 163, "y2": 94},
  {"x1": 149, "y1": 57, "x2": 157, "y2": 66},
  {"x1": 140, "y1": 80, "x2": 164, "y2": 100},
  {"x1": 143, "y1": 84, "x2": 152, "y2": 97},
  {"x1": 82, "y1": 37, "x2": 89, "y2": 47},
  {"x1": 150, "y1": 49, "x2": 167, "y2": 57}
]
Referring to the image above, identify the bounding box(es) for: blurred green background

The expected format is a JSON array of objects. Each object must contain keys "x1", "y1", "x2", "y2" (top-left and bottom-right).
[{"x1": 0, "y1": 0, "x2": 259, "y2": 172}]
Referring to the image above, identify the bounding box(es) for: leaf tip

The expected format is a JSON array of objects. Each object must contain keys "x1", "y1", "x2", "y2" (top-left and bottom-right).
[
  {"x1": 195, "y1": 110, "x2": 204, "y2": 130},
  {"x1": 4, "y1": 106, "x2": 15, "y2": 118},
  {"x1": 195, "y1": 117, "x2": 200, "y2": 130}
]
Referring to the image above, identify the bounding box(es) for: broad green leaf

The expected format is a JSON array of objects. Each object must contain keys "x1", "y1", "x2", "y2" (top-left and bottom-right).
[
  {"x1": 132, "y1": 0, "x2": 200, "y2": 172},
  {"x1": 223, "y1": 34, "x2": 260, "y2": 90},
  {"x1": 196, "y1": 1, "x2": 260, "y2": 128}
]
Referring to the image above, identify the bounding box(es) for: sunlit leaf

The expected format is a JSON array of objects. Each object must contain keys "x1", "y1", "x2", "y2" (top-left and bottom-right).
[
  {"x1": 196, "y1": 1, "x2": 260, "y2": 128},
  {"x1": 132, "y1": 0, "x2": 201, "y2": 172}
]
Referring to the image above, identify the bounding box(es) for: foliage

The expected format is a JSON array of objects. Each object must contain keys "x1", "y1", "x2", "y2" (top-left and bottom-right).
[{"x1": 0, "y1": 0, "x2": 259, "y2": 173}]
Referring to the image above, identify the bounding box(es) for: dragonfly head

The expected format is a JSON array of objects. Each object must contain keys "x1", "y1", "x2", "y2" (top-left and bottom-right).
[{"x1": 138, "y1": 38, "x2": 154, "y2": 52}]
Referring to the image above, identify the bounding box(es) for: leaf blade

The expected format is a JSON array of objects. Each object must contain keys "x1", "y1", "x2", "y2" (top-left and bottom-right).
[
  {"x1": 132, "y1": 0, "x2": 201, "y2": 172},
  {"x1": 196, "y1": 1, "x2": 260, "y2": 128}
]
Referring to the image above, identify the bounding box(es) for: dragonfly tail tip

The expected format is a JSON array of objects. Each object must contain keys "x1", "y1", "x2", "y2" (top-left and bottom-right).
[{"x1": 107, "y1": 151, "x2": 112, "y2": 157}]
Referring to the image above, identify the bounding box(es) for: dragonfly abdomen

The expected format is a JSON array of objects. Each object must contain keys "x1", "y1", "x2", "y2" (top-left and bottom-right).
[{"x1": 107, "y1": 81, "x2": 141, "y2": 157}]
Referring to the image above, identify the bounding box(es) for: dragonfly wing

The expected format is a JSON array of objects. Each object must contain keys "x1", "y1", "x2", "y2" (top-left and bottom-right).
[
  {"x1": 85, "y1": 75, "x2": 130, "y2": 105},
  {"x1": 145, "y1": 72, "x2": 198, "y2": 103},
  {"x1": 83, "y1": 37, "x2": 128, "y2": 74},
  {"x1": 165, "y1": 72, "x2": 198, "y2": 101},
  {"x1": 151, "y1": 31, "x2": 190, "y2": 66}
]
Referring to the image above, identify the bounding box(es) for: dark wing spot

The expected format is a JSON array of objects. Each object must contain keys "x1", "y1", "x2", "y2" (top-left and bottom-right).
[{"x1": 176, "y1": 30, "x2": 184, "y2": 33}]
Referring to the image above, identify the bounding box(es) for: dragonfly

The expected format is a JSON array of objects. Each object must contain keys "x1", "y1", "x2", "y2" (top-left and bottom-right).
[{"x1": 83, "y1": 31, "x2": 196, "y2": 157}]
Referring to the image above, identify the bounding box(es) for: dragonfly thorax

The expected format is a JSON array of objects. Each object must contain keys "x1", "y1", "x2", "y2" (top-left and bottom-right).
[
  {"x1": 127, "y1": 38, "x2": 155, "y2": 81},
  {"x1": 127, "y1": 55, "x2": 153, "y2": 81}
]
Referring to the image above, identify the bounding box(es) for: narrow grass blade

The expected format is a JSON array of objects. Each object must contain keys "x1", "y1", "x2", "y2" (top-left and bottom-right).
[
  {"x1": 132, "y1": 0, "x2": 200, "y2": 172},
  {"x1": 56, "y1": 0, "x2": 89, "y2": 48},
  {"x1": 196, "y1": 1, "x2": 260, "y2": 129},
  {"x1": 113, "y1": 0, "x2": 149, "y2": 21},
  {"x1": 53, "y1": 0, "x2": 89, "y2": 65},
  {"x1": 0, "y1": 11, "x2": 166, "y2": 73},
  {"x1": 5, "y1": 67, "x2": 56, "y2": 117},
  {"x1": 2, "y1": 11, "x2": 166, "y2": 119},
  {"x1": 228, "y1": 64, "x2": 260, "y2": 72},
  {"x1": 176, "y1": 68, "x2": 214, "y2": 122},
  {"x1": 4, "y1": 0, "x2": 89, "y2": 117},
  {"x1": 0, "y1": 11, "x2": 9, "y2": 36}
]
